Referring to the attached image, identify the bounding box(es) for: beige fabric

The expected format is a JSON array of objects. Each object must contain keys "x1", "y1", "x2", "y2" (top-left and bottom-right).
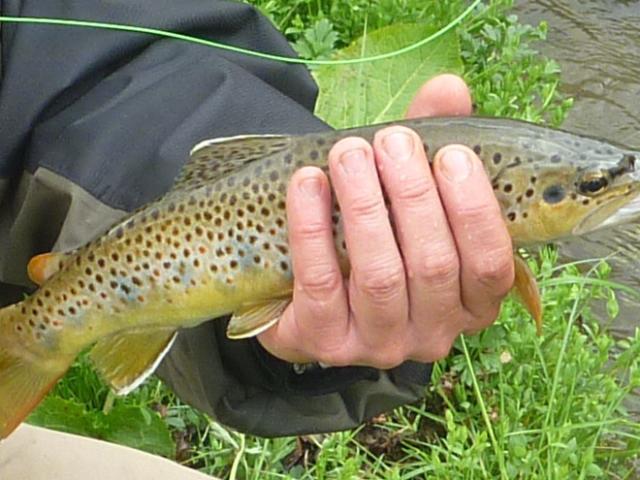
[{"x1": 0, "y1": 424, "x2": 218, "y2": 480}]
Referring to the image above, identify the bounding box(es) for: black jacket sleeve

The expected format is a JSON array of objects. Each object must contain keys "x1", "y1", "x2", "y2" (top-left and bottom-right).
[{"x1": 0, "y1": 0, "x2": 432, "y2": 436}]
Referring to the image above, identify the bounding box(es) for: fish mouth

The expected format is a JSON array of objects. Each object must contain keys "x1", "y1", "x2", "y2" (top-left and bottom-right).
[{"x1": 573, "y1": 190, "x2": 640, "y2": 235}]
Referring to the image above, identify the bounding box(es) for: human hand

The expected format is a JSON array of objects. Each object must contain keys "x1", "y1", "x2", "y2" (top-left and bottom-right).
[{"x1": 258, "y1": 74, "x2": 514, "y2": 368}]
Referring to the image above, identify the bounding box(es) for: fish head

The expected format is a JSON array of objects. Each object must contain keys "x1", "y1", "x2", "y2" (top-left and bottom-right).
[{"x1": 496, "y1": 151, "x2": 640, "y2": 246}]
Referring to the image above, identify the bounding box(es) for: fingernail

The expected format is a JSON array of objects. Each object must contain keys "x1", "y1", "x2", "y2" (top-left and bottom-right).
[
  {"x1": 382, "y1": 131, "x2": 414, "y2": 161},
  {"x1": 299, "y1": 177, "x2": 321, "y2": 198},
  {"x1": 340, "y1": 149, "x2": 367, "y2": 175},
  {"x1": 440, "y1": 148, "x2": 473, "y2": 182}
]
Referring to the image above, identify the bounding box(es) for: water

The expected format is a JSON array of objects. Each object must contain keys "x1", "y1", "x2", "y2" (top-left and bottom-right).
[{"x1": 516, "y1": 0, "x2": 640, "y2": 338}]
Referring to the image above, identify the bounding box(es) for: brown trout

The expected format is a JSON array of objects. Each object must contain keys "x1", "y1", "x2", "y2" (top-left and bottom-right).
[{"x1": 1, "y1": 116, "x2": 639, "y2": 439}]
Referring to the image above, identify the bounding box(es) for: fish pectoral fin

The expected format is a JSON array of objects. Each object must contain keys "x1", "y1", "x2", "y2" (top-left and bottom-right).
[
  {"x1": 89, "y1": 329, "x2": 178, "y2": 395},
  {"x1": 512, "y1": 254, "x2": 543, "y2": 336},
  {"x1": 172, "y1": 135, "x2": 292, "y2": 191},
  {"x1": 227, "y1": 299, "x2": 290, "y2": 340},
  {"x1": 27, "y1": 251, "x2": 74, "y2": 286}
]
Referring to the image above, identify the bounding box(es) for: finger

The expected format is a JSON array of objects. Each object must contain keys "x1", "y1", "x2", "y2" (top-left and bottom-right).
[
  {"x1": 373, "y1": 126, "x2": 463, "y2": 353},
  {"x1": 258, "y1": 167, "x2": 348, "y2": 363},
  {"x1": 406, "y1": 74, "x2": 473, "y2": 119},
  {"x1": 433, "y1": 146, "x2": 514, "y2": 331},
  {"x1": 329, "y1": 137, "x2": 409, "y2": 356}
]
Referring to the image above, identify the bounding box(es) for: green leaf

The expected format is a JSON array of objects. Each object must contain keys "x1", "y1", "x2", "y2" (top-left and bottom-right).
[
  {"x1": 28, "y1": 396, "x2": 97, "y2": 437},
  {"x1": 99, "y1": 406, "x2": 175, "y2": 458},
  {"x1": 28, "y1": 398, "x2": 175, "y2": 458},
  {"x1": 294, "y1": 18, "x2": 339, "y2": 60},
  {"x1": 314, "y1": 23, "x2": 463, "y2": 128},
  {"x1": 585, "y1": 463, "x2": 604, "y2": 477}
]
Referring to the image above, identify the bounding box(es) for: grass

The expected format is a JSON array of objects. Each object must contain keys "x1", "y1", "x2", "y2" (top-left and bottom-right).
[{"x1": 27, "y1": 0, "x2": 640, "y2": 478}]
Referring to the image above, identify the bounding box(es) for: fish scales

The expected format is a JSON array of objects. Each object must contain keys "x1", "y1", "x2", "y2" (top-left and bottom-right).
[{"x1": 1, "y1": 116, "x2": 639, "y2": 439}]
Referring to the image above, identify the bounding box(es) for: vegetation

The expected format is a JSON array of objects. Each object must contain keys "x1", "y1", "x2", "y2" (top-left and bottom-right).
[{"x1": 28, "y1": 1, "x2": 639, "y2": 478}]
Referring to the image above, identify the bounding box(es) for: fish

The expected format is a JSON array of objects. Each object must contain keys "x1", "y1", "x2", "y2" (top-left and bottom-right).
[{"x1": 1, "y1": 116, "x2": 639, "y2": 439}]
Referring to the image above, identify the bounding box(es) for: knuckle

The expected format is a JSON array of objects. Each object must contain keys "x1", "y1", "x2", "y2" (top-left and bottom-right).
[
  {"x1": 413, "y1": 251, "x2": 460, "y2": 286},
  {"x1": 458, "y1": 202, "x2": 501, "y2": 227},
  {"x1": 414, "y1": 335, "x2": 456, "y2": 362},
  {"x1": 355, "y1": 262, "x2": 406, "y2": 301},
  {"x1": 363, "y1": 345, "x2": 407, "y2": 370},
  {"x1": 395, "y1": 176, "x2": 435, "y2": 204},
  {"x1": 315, "y1": 348, "x2": 354, "y2": 368},
  {"x1": 297, "y1": 266, "x2": 342, "y2": 299},
  {"x1": 347, "y1": 194, "x2": 388, "y2": 223},
  {"x1": 292, "y1": 218, "x2": 331, "y2": 242},
  {"x1": 468, "y1": 248, "x2": 514, "y2": 295},
  {"x1": 371, "y1": 354, "x2": 405, "y2": 370}
]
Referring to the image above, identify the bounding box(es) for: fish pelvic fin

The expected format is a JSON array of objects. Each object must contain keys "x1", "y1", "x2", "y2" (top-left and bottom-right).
[
  {"x1": 27, "y1": 251, "x2": 72, "y2": 285},
  {"x1": 0, "y1": 305, "x2": 73, "y2": 439},
  {"x1": 513, "y1": 254, "x2": 543, "y2": 336},
  {"x1": 90, "y1": 328, "x2": 178, "y2": 395},
  {"x1": 227, "y1": 299, "x2": 290, "y2": 339}
]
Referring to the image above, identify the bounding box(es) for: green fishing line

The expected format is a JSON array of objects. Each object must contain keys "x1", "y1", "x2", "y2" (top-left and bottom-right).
[{"x1": 0, "y1": 0, "x2": 481, "y2": 66}]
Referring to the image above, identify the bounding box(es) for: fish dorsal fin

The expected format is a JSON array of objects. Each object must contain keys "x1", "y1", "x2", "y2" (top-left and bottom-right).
[
  {"x1": 513, "y1": 254, "x2": 543, "y2": 335},
  {"x1": 27, "y1": 251, "x2": 76, "y2": 286},
  {"x1": 172, "y1": 135, "x2": 292, "y2": 191},
  {"x1": 226, "y1": 299, "x2": 290, "y2": 339},
  {"x1": 90, "y1": 329, "x2": 177, "y2": 395}
]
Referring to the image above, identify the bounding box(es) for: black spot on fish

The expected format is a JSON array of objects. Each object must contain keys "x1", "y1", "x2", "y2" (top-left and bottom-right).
[
  {"x1": 543, "y1": 185, "x2": 566, "y2": 204},
  {"x1": 473, "y1": 145, "x2": 481, "y2": 155},
  {"x1": 550, "y1": 154, "x2": 562, "y2": 163},
  {"x1": 493, "y1": 153, "x2": 502, "y2": 164},
  {"x1": 507, "y1": 212, "x2": 516, "y2": 222}
]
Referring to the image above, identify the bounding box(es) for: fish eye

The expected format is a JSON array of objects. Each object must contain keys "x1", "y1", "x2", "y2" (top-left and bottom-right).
[{"x1": 578, "y1": 173, "x2": 609, "y2": 196}]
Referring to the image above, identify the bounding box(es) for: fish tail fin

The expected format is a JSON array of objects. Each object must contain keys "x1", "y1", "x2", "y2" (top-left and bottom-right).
[{"x1": 0, "y1": 304, "x2": 72, "y2": 439}]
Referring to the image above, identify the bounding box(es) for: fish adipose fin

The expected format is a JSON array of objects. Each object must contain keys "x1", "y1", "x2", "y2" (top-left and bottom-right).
[
  {"x1": 227, "y1": 299, "x2": 290, "y2": 339},
  {"x1": 172, "y1": 135, "x2": 292, "y2": 191},
  {"x1": 0, "y1": 305, "x2": 73, "y2": 439},
  {"x1": 90, "y1": 329, "x2": 178, "y2": 395},
  {"x1": 27, "y1": 251, "x2": 74, "y2": 286},
  {"x1": 513, "y1": 254, "x2": 543, "y2": 336}
]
